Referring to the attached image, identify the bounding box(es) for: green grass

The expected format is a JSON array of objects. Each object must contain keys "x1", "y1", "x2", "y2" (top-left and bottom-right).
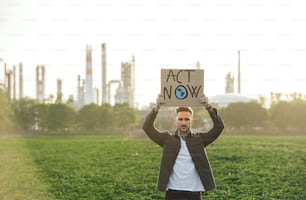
[
  {"x1": 206, "y1": 135, "x2": 306, "y2": 199},
  {"x1": 0, "y1": 134, "x2": 305, "y2": 199},
  {"x1": 0, "y1": 136, "x2": 54, "y2": 200}
]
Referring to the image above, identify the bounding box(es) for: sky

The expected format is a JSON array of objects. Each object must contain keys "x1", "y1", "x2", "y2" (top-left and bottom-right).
[{"x1": 1, "y1": 0, "x2": 306, "y2": 108}]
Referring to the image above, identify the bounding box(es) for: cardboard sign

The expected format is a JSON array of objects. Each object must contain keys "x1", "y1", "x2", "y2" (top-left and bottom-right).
[{"x1": 161, "y1": 69, "x2": 204, "y2": 106}]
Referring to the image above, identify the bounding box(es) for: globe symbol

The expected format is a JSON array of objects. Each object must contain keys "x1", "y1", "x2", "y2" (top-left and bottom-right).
[{"x1": 175, "y1": 85, "x2": 188, "y2": 99}]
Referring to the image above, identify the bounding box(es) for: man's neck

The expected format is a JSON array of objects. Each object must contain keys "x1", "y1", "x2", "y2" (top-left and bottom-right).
[{"x1": 178, "y1": 130, "x2": 189, "y2": 137}]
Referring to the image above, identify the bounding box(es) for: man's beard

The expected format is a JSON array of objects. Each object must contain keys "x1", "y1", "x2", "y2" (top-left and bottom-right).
[{"x1": 179, "y1": 125, "x2": 189, "y2": 134}]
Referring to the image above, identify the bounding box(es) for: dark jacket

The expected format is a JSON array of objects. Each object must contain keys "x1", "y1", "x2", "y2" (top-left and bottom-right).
[{"x1": 143, "y1": 107, "x2": 224, "y2": 192}]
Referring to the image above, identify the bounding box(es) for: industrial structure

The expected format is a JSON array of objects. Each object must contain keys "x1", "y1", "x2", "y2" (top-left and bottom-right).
[
  {"x1": 101, "y1": 55, "x2": 135, "y2": 106},
  {"x1": 120, "y1": 55, "x2": 135, "y2": 106},
  {"x1": 225, "y1": 72, "x2": 234, "y2": 93},
  {"x1": 1, "y1": 47, "x2": 249, "y2": 109},
  {"x1": 6, "y1": 65, "x2": 13, "y2": 100},
  {"x1": 13, "y1": 66, "x2": 16, "y2": 100},
  {"x1": 107, "y1": 80, "x2": 123, "y2": 104},
  {"x1": 1, "y1": 63, "x2": 23, "y2": 101},
  {"x1": 36, "y1": 65, "x2": 45, "y2": 103},
  {"x1": 238, "y1": 50, "x2": 241, "y2": 94},
  {"x1": 76, "y1": 43, "x2": 136, "y2": 109},
  {"x1": 1, "y1": 42, "x2": 137, "y2": 109},
  {"x1": 19, "y1": 63, "x2": 23, "y2": 99},
  {"x1": 210, "y1": 50, "x2": 254, "y2": 107},
  {"x1": 85, "y1": 45, "x2": 93, "y2": 105},
  {"x1": 101, "y1": 43, "x2": 107, "y2": 104},
  {"x1": 224, "y1": 50, "x2": 242, "y2": 94},
  {"x1": 77, "y1": 75, "x2": 85, "y2": 109},
  {"x1": 94, "y1": 87, "x2": 99, "y2": 105},
  {"x1": 57, "y1": 79, "x2": 62, "y2": 103}
]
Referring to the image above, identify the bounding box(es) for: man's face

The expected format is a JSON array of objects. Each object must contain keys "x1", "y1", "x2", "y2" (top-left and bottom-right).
[{"x1": 175, "y1": 111, "x2": 194, "y2": 134}]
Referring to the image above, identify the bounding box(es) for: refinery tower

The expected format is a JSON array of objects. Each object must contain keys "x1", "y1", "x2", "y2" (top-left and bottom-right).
[{"x1": 85, "y1": 45, "x2": 93, "y2": 104}]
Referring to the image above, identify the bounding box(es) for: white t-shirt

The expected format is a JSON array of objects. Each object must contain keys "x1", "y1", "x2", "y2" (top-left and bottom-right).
[{"x1": 167, "y1": 136, "x2": 205, "y2": 192}]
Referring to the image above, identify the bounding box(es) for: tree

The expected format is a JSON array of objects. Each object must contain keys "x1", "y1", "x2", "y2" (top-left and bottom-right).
[
  {"x1": 0, "y1": 90, "x2": 17, "y2": 134},
  {"x1": 33, "y1": 103, "x2": 49, "y2": 131},
  {"x1": 270, "y1": 92, "x2": 283, "y2": 105},
  {"x1": 289, "y1": 100, "x2": 306, "y2": 130},
  {"x1": 192, "y1": 107, "x2": 210, "y2": 129},
  {"x1": 99, "y1": 103, "x2": 115, "y2": 130},
  {"x1": 12, "y1": 98, "x2": 37, "y2": 131},
  {"x1": 270, "y1": 100, "x2": 306, "y2": 130},
  {"x1": 221, "y1": 101, "x2": 268, "y2": 129},
  {"x1": 46, "y1": 103, "x2": 78, "y2": 131},
  {"x1": 113, "y1": 103, "x2": 136, "y2": 129},
  {"x1": 78, "y1": 103, "x2": 101, "y2": 130}
]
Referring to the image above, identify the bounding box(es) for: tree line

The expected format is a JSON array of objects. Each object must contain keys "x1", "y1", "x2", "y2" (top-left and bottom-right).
[
  {"x1": 13, "y1": 99, "x2": 136, "y2": 133},
  {"x1": 149, "y1": 99, "x2": 306, "y2": 134},
  {"x1": 219, "y1": 100, "x2": 306, "y2": 133},
  {"x1": 1, "y1": 89, "x2": 306, "y2": 134},
  {"x1": 0, "y1": 90, "x2": 137, "y2": 134}
]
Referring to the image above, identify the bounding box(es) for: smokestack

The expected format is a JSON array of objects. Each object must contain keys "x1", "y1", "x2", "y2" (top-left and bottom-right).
[
  {"x1": 57, "y1": 79, "x2": 62, "y2": 103},
  {"x1": 36, "y1": 66, "x2": 38, "y2": 100},
  {"x1": 95, "y1": 87, "x2": 99, "y2": 105},
  {"x1": 131, "y1": 55, "x2": 135, "y2": 107},
  {"x1": 120, "y1": 55, "x2": 135, "y2": 107},
  {"x1": 19, "y1": 63, "x2": 23, "y2": 99},
  {"x1": 4, "y1": 63, "x2": 7, "y2": 89},
  {"x1": 81, "y1": 79, "x2": 85, "y2": 106},
  {"x1": 13, "y1": 65, "x2": 16, "y2": 100},
  {"x1": 7, "y1": 70, "x2": 12, "y2": 100},
  {"x1": 77, "y1": 75, "x2": 81, "y2": 109},
  {"x1": 238, "y1": 50, "x2": 241, "y2": 94},
  {"x1": 85, "y1": 45, "x2": 93, "y2": 104},
  {"x1": 225, "y1": 72, "x2": 234, "y2": 93},
  {"x1": 101, "y1": 43, "x2": 107, "y2": 104},
  {"x1": 36, "y1": 65, "x2": 45, "y2": 103}
]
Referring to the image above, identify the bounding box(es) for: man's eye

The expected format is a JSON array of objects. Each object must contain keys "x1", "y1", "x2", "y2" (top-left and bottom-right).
[{"x1": 178, "y1": 118, "x2": 190, "y2": 121}]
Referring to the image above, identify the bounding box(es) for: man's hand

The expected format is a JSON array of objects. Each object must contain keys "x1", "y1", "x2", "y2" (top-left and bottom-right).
[
  {"x1": 156, "y1": 94, "x2": 165, "y2": 111},
  {"x1": 200, "y1": 94, "x2": 212, "y2": 110}
]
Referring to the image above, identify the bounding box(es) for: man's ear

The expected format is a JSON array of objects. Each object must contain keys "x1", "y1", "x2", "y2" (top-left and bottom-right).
[
  {"x1": 191, "y1": 118, "x2": 195, "y2": 125},
  {"x1": 174, "y1": 117, "x2": 178, "y2": 125}
]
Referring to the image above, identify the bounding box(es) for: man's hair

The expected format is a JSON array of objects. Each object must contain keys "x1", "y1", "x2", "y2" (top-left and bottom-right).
[{"x1": 175, "y1": 106, "x2": 193, "y2": 116}]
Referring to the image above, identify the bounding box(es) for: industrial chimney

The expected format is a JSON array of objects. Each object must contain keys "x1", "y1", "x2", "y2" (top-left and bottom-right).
[
  {"x1": 56, "y1": 79, "x2": 62, "y2": 103},
  {"x1": 120, "y1": 55, "x2": 135, "y2": 107},
  {"x1": 85, "y1": 45, "x2": 93, "y2": 105},
  {"x1": 237, "y1": 50, "x2": 241, "y2": 94},
  {"x1": 77, "y1": 75, "x2": 82, "y2": 109},
  {"x1": 6, "y1": 69, "x2": 12, "y2": 100},
  {"x1": 36, "y1": 65, "x2": 45, "y2": 103},
  {"x1": 13, "y1": 65, "x2": 16, "y2": 100},
  {"x1": 19, "y1": 63, "x2": 23, "y2": 99},
  {"x1": 101, "y1": 43, "x2": 107, "y2": 104},
  {"x1": 4, "y1": 63, "x2": 7, "y2": 90},
  {"x1": 225, "y1": 72, "x2": 234, "y2": 93}
]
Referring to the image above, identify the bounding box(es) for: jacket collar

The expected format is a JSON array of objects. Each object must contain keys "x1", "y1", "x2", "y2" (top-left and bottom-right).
[{"x1": 174, "y1": 129, "x2": 194, "y2": 137}]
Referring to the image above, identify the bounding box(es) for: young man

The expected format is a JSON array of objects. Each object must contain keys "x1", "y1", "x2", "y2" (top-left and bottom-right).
[{"x1": 143, "y1": 94, "x2": 224, "y2": 200}]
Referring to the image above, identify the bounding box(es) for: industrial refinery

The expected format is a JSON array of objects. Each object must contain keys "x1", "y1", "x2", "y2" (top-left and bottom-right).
[
  {"x1": 1, "y1": 43, "x2": 136, "y2": 109},
  {"x1": 1, "y1": 47, "x2": 252, "y2": 109}
]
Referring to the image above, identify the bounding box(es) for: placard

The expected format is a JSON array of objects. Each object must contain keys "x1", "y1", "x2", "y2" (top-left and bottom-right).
[{"x1": 160, "y1": 69, "x2": 204, "y2": 106}]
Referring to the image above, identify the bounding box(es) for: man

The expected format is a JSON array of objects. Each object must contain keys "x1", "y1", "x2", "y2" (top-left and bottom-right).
[{"x1": 143, "y1": 94, "x2": 224, "y2": 200}]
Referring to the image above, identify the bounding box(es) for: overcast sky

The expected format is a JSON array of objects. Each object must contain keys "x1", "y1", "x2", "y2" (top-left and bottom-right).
[{"x1": 1, "y1": 0, "x2": 306, "y2": 107}]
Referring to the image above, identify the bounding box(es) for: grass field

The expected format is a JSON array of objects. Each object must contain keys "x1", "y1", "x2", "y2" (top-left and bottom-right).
[{"x1": 0, "y1": 134, "x2": 305, "y2": 200}]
